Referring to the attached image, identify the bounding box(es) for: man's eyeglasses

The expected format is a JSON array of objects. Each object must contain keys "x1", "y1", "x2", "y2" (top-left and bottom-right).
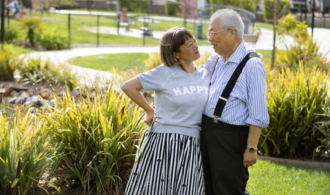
[{"x1": 206, "y1": 28, "x2": 235, "y2": 38}]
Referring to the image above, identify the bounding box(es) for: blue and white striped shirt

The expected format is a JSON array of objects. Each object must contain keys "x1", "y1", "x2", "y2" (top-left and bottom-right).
[{"x1": 203, "y1": 41, "x2": 269, "y2": 128}]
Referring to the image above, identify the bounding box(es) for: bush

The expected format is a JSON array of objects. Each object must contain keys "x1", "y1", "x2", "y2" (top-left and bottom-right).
[
  {"x1": 264, "y1": 0, "x2": 290, "y2": 21},
  {"x1": 259, "y1": 64, "x2": 330, "y2": 158},
  {"x1": 209, "y1": 0, "x2": 256, "y2": 13},
  {"x1": 314, "y1": 114, "x2": 330, "y2": 159},
  {"x1": 275, "y1": 14, "x2": 329, "y2": 73},
  {"x1": 165, "y1": 1, "x2": 181, "y2": 16},
  {"x1": 17, "y1": 17, "x2": 45, "y2": 47},
  {"x1": 41, "y1": 87, "x2": 146, "y2": 195},
  {"x1": 121, "y1": 0, "x2": 149, "y2": 13},
  {"x1": 0, "y1": 108, "x2": 61, "y2": 195},
  {"x1": 5, "y1": 26, "x2": 18, "y2": 44},
  {"x1": 0, "y1": 44, "x2": 24, "y2": 81},
  {"x1": 19, "y1": 57, "x2": 79, "y2": 90},
  {"x1": 36, "y1": 29, "x2": 68, "y2": 50}
]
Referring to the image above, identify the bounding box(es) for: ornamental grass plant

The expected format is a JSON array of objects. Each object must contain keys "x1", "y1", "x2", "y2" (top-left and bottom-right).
[
  {"x1": 40, "y1": 86, "x2": 145, "y2": 195},
  {"x1": 0, "y1": 106, "x2": 61, "y2": 195},
  {"x1": 0, "y1": 44, "x2": 25, "y2": 81},
  {"x1": 260, "y1": 63, "x2": 330, "y2": 158},
  {"x1": 19, "y1": 57, "x2": 79, "y2": 90}
]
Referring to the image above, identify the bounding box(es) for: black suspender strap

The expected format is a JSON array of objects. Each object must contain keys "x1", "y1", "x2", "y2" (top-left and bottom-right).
[{"x1": 213, "y1": 52, "x2": 259, "y2": 123}]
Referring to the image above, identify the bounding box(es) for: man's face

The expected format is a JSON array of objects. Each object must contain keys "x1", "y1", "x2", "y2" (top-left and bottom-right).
[{"x1": 207, "y1": 18, "x2": 232, "y2": 56}]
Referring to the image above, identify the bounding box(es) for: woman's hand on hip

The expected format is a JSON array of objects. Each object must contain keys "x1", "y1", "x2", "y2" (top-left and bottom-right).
[{"x1": 145, "y1": 110, "x2": 157, "y2": 126}]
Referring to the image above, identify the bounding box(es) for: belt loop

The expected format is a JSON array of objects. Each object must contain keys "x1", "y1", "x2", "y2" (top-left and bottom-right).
[{"x1": 214, "y1": 116, "x2": 219, "y2": 123}]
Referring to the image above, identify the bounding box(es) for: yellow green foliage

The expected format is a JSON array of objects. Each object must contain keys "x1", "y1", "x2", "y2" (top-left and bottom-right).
[
  {"x1": 18, "y1": 17, "x2": 45, "y2": 46},
  {"x1": 0, "y1": 108, "x2": 61, "y2": 195},
  {"x1": 19, "y1": 57, "x2": 79, "y2": 90},
  {"x1": 260, "y1": 62, "x2": 330, "y2": 158},
  {"x1": 41, "y1": 86, "x2": 145, "y2": 195},
  {"x1": 0, "y1": 44, "x2": 24, "y2": 81},
  {"x1": 143, "y1": 53, "x2": 162, "y2": 71},
  {"x1": 276, "y1": 14, "x2": 329, "y2": 72}
]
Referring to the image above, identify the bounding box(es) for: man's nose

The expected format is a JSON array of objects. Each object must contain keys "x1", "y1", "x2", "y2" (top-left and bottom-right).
[{"x1": 208, "y1": 36, "x2": 213, "y2": 42}]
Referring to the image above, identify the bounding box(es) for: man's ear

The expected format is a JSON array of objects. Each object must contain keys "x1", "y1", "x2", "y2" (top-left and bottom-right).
[{"x1": 229, "y1": 28, "x2": 236, "y2": 37}]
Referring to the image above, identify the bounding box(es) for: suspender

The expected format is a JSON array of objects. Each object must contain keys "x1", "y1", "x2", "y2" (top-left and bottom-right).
[{"x1": 212, "y1": 52, "x2": 259, "y2": 123}]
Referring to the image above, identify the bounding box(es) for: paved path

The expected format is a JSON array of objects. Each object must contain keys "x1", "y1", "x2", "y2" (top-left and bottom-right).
[{"x1": 24, "y1": 26, "x2": 330, "y2": 87}]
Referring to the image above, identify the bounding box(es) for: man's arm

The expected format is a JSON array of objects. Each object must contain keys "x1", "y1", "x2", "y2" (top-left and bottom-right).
[
  {"x1": 243, "y1": 125, "x2": 261, "y2": 167},
  {"x1": 243, "y1": 58, "x2": 270, "y2": 167}
]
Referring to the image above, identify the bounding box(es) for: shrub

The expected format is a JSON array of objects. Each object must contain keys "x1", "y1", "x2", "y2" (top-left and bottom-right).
[
  {"x1": 314, "y1": 114, "x2": 330, "y2": 160},
  {"x1": 165, "y1": 1, "x2": 181, "y2": 16},
  {"x1": 0, "y1": 44, "x2": 24, "y2": 81},
  {"x1": 19, "y1": 57, "x2": 79, "y2": 90},
  {"x1": 259, "y1": 63, "x2": 330, "y2": 158},
  {"x1": 5, "y1": 26, "x2": 18, "y2": 44},
  {"x1": 264, "y1": 0, "x2": 290, "y2": 21},
  {"x1": 121, "y1": 0, "x2": 149, "y2": 13},
  {"x1": 17, "y1": 17, "x2": 45, "y2": 47},
  {"x1": 209, "y1": 0, "x2": 256, "y2": 13},
  {"x1": 41, "y1": 87, "x2": 146, "y2": 195},
  {"x1": 36, "y1": 29, "x2": 68, "y2": 50},
  {"x1": 275, "y1": 14, "x2": 329, "y2": 73},
  {"x1": 143, "y1": 53, "x2": 162, "y2": 71},
  {"x1": 0, "y1": 108, "x2": 61, "y2": 195}
]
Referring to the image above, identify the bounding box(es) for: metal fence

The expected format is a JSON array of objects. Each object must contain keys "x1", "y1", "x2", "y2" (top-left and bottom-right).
[
  {"x1": 295, "y1": 12, "x2": 330, "y2": 28},
  {"x1": 203, "y1": 4, "x2": 255, "y2": 35}
]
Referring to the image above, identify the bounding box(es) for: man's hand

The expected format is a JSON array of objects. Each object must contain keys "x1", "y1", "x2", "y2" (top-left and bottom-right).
[
  {"x1": 144, "y1": 110, "x2": 157, "y2": 126},
  {"x1": 243, "y1": 148, "x2": 257, "y2": 168}
]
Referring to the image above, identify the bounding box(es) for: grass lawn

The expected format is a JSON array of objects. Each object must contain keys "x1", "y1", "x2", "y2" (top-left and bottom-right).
[
  {"x1": 10, "y1": 12, "x2": 211, "y2": 46},
  {"x1": 68, "y1": 53, "x2": 150, "y2": 71},
  {"x1": 69, "y1": 50, "x2": 272, "y2": 72},
  {"x1": 248, "y1": 159, "x2": 330, "y2": 194},
  {"x1": 257, "y1": 49, "x2": 272, "y2": 65},
  {"x1": 255, "y1": 22, "x2": 273, "y2": 30}
]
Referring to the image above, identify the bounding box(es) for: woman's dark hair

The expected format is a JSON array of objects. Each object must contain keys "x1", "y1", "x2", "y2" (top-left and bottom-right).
[{"x1": 160, "y1": 27, "x2": 194, "y2": 67}]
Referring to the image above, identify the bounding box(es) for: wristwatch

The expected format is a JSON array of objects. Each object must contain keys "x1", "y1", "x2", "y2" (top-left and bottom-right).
[{"x1": 247, "y1": 145, "x2": 258, "y2": 153}]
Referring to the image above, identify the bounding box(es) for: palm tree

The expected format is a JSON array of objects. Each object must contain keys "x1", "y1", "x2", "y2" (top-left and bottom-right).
[{"x1": 18, "y1": 17, "x2": 45, "y2": 47}]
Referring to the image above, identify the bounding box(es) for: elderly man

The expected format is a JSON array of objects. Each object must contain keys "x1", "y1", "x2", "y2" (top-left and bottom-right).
[{"x1": 201, "y1": 9, "x2": 269, "y2": 195}]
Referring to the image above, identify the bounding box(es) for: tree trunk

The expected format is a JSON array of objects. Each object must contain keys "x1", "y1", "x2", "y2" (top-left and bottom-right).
[{"x1": 28, "y1": 28, "x2": 34, "y2": 46}]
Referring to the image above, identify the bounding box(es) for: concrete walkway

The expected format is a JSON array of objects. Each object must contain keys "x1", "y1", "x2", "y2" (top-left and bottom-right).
[{"x1": 24, "y1": 26, "x2": 330, "y2": 87}]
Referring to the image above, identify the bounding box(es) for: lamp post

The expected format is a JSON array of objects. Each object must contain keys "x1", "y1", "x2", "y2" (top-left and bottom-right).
[
  {"x1": 1, "y1": 0, "x2": 5, "y2": 50},
  {"x1": 312, "y1": 0, "x2": 315, "y2": 38}
]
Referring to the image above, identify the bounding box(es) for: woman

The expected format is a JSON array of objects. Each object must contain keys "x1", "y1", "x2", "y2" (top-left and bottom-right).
[{"x1": 122, "y1": 27, "x2": 210, "y2": 195}]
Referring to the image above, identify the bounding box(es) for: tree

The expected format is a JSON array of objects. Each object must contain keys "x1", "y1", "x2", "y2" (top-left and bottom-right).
[
  {"x1": 18, "y1": 17, "x2": 45, "y2": 46},
  {"x1": 180, "y1": 0, "x2": 198, "y2": 27}
]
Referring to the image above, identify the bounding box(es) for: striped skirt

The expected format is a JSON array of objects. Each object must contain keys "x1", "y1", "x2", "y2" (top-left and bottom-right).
[{"x1": 125, "y1": 130, "x2": 205, "y2": 195}]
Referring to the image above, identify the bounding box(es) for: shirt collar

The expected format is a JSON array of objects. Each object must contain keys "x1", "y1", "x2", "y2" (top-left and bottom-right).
[{"x1": 221, "y1": 40, "x2": 247, "y2": 64}]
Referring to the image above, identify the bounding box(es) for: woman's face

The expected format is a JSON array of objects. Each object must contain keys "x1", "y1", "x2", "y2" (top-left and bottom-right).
[{"x1": 175, "y1": 37, "x2": 200, "y2": 63}]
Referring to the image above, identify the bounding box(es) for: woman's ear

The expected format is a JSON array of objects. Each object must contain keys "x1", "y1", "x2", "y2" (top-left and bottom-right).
[{"x1": 173, "y1": 52, "x2": 180, "y2": 60}]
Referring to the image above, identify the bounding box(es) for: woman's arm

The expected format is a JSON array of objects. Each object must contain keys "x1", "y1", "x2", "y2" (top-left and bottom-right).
[{"x1": 121, "y1": 77, "x2": 156, "y2": 126}]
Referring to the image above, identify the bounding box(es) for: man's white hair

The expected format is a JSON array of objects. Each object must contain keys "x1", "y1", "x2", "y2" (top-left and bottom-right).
[{"x1": 210, "y1": 9, "x2": 244, "y2": 39}]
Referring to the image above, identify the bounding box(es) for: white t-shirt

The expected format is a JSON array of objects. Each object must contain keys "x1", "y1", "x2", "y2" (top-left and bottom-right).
[{"x1": 137, "y1": 64, "x2": 211, "y2": 139}]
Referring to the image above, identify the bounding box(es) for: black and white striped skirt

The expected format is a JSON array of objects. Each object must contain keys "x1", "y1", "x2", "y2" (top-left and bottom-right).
[{"x1": 125, "y1": 130, "x2": 205, "y2": 195}]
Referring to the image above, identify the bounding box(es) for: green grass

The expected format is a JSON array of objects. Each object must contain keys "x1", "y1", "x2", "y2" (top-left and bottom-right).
[
  {"x1": 257, "y1": 49, "x2": 272, "y2": 65},
  {"x1": 248, "y1": 159, "x2": 330, "y2": 194},
  {"x1": 256, "y1": 22, "x2": 274, "y2": 30},
  {"x1": 68, "y1": 53, "x2": 150, "y2": 71},
  {"x1": 10, "y1": 13, "x2": 211, "y2": 46},
  {"x1": 69, "y1": 50, "x2": 272, "y2": 72}
]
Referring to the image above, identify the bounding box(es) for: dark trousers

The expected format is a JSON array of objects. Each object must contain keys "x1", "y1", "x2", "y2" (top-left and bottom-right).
[{"x1": 201, "y1": 115, "x2": 249, "y2": 195}]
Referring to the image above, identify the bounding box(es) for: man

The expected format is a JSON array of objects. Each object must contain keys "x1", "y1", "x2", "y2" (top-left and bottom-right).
[{"x1": 201, "y1": 9, "x2": 269, "y2": 195}]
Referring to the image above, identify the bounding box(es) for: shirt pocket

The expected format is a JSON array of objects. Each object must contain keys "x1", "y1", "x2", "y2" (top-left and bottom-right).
[{"x1": 221, "y1": 78, "x2": 247, "y2": 102}]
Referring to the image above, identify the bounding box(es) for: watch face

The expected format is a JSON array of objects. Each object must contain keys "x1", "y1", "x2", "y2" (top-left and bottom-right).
[{"x1": 249, "y1": 148, "x2": 254, "y2": 152}]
